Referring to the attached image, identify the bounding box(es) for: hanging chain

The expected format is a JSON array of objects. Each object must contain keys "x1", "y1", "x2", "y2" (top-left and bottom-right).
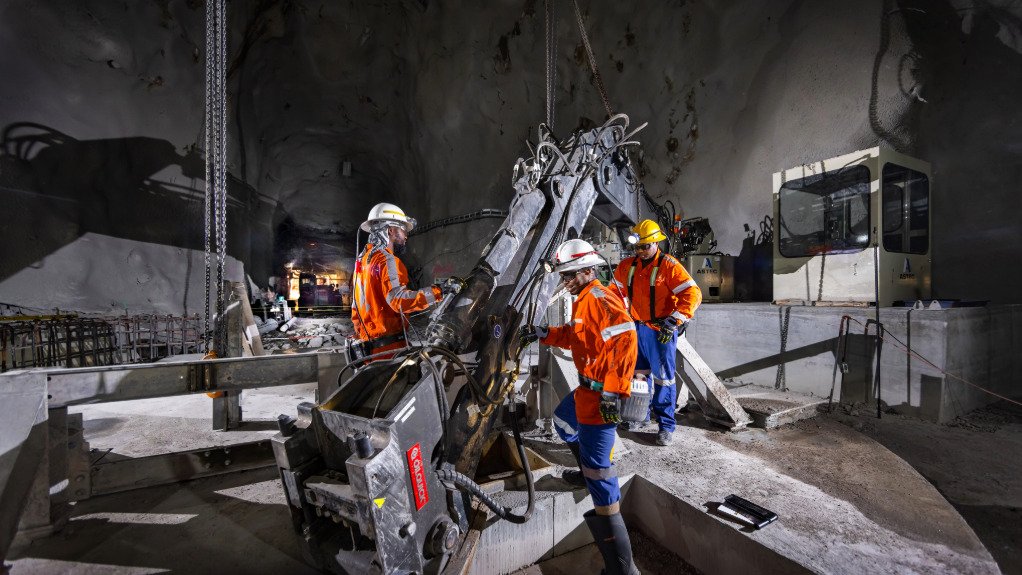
[
  {"x1": 571, "y1": 0, "x2": 613, "y2": 118},
  {"x1": 817, "y1": 253, "x2": 826, "y2": 302},
  {"x1": 202, "y1": 0, "x2": 214, "y2": 342},
  {"x1": 214, "y1": 0, "x2": 229, "y2": 356},
  {"x1": 203, "y1": 0, "x2": 229, "y2": 355},
  {"x1": 815, "y1": 159, "x2": 827, "y2": 304},
  {"x1": 544, "y1": 0, "x2": 557, "y2": 129},
  {"x1": 776, "y1": 306, "x2": 791, "y2": 391}
]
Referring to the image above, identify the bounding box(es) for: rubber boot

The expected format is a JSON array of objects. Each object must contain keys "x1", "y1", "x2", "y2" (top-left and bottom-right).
[
  {"x1": 584, "y1": 510, "x2": 640, "y2": 575},
  {"x1": 562, "y1": 442, "x2": 587, "y2": 487}
]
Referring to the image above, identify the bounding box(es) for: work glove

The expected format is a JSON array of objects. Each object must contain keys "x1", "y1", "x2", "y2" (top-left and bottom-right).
[
  {"x1": 518, "y1": 325, "x2": 549, "y2": 348},
  {"x1": 656, "y1": 316, "x2": 680, "y2": 344},
  {"x1": 599, "y1": 392, "x2": 622, "y2": 424},
  {"x1": 436, "y1": 276, "x2": 465, "y2": 296}
]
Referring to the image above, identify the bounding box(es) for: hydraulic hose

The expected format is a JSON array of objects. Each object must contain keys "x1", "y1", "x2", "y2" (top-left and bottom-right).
[{"x1": 437, "y1": 402, "x2": 536, "y2": 525}]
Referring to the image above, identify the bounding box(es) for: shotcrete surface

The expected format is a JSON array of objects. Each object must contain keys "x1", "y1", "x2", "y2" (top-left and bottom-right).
[
  {"x1": 829, "y1": 402, "x2": 1022, "y2": 575},
  {"x1": 529, "y1": 415, "x2": 1001, "y2": 575},
  {"x1": 3, "y1": 0, "x2": 1022, "y2": 312}
]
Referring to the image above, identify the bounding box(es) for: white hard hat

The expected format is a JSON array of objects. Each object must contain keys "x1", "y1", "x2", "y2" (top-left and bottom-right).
[
  {"x1": 360, "y1": 202, "x2": 417, "y2": 233},
  {"x1": 553, "y1": 239, "x2": 605, "y2": 273}
]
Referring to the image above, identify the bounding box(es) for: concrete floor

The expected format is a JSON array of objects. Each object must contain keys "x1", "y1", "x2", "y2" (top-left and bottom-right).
[
  {"x1": 6, "y1": 379, "x2": 1014, "y2": 574},
  {"x1": 530, "y1": 415, "x2": 1001, "y2": 575},
  {"x1": 828, "y1": 401, "x2": 1022, "y2": 575}
]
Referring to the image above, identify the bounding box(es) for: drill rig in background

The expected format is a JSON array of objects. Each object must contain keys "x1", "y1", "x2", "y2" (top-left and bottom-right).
[
  {"x1": 610, "y1": 190, "x2": 734, "y2": 303},
  {"x1": 271, "y1": 115, "x2": 645, "y2": 574},
  {"x1": 672, "y1": 216, "x2": 734, "y2": 303}
]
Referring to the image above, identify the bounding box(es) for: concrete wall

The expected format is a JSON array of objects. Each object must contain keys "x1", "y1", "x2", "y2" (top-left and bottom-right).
[
  {"x1": 686, "y1": 303, "x2": 1022, "y2": 422},
  {"x1": 2, "y1": 0, "x2": 1020, "y2": 312}
]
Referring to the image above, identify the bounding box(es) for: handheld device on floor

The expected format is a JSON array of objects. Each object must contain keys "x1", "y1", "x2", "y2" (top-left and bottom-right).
[{"x1": 719, "y1": 494, "x2": 779, "y2": 529}]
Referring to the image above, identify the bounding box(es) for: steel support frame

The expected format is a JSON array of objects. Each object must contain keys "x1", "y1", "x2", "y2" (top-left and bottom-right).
[
  {"x1": 0, "y1": 350, "x2": 347, "y2": 561},
  {"x1": 676, "y1": 336, "x2": 751, "y2": 430}
]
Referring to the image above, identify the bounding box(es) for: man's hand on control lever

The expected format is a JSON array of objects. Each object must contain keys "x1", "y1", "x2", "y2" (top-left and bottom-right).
[
  {"x1": 436, "y1": 276, "x2": 465, "y2": 296},
  {"x1": 518, "y1": 325, "x2": 549, "y2": 348}
]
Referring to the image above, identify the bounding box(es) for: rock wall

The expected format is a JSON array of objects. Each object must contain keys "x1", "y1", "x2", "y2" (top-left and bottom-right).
[
  {"x1": 1, "y1": 0, "x2": 1020, "y2": 313},
  {"x1": 406, "y1": 0, "x2": 1022, "y2": 305}
]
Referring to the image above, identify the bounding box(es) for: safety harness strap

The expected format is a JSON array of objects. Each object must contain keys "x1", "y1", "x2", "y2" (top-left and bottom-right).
[
  {"x1": 626, "y1": 258, "x2": 637, "y2": 306},
  {"x1": 365, "y1": 332, "x2": 406, "y2": 350},
  {"x1": 648, "y1": 252, "x2": 662, "y2": 321},
  {"x1": 626, "y1": 252, "x2": 663, "y2": 321}
]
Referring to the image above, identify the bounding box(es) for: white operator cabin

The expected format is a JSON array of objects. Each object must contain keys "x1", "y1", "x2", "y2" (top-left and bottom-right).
[{"x1": 773, "y1": 147, "x2": 932, "y2": 307}]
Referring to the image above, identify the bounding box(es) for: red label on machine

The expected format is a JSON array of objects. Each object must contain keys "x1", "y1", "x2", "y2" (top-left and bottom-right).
[{"x1": 406, "y1": 443, "x2": 429, "y2": 510}]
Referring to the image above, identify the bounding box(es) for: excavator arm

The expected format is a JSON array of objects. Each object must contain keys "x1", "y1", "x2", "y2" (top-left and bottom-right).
[{"x1": 272, "y1": 115, "x2": 644, "y2": 574}]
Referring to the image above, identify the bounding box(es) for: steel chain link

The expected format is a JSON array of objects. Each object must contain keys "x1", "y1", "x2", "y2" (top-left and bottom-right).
[
  {"x1": 203, "y1": 0, "x2": 229, "y2": 355},
  {"x1": 202, "y1": 0, "x2": 214, "y2": 343},
  {"x1": 215, "y1": 0, "x2": 229, "y2": 356},
  {"x1": 545, "y1": 0, "x2": 556, "y2": 129},
  {"x1": 571, "y1": 0, "x2": 613, "y2": 118},
  {"x1": 775, "y1": 306, "x2": 791, "y2": 391}
]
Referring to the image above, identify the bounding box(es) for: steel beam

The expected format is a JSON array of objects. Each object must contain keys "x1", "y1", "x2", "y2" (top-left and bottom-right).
[
  {"x1": 4, "y1": 353, "x2": 322, "y2": 408},
  {"x1": 89, "y1": 440, "x2": 274, "y2": 496},
  {"x1": 676, "y1": 337, "x2": 751, "y2": 430},
  {"x1": 0, "y1": 347, "x2": 341, "y2": 558}
]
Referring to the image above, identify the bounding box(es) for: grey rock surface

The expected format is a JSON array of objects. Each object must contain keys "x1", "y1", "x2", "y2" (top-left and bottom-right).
[{"x1": 1, "y1": 0, "x2": 1020, "y2": 314}]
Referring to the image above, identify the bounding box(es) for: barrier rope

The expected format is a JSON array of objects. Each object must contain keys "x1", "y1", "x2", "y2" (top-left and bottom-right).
[{"x1": 841, "y1": 315, "x2": 1022, "y2": 408}]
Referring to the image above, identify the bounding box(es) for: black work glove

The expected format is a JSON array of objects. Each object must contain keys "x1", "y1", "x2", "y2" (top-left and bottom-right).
[
  {"x1": 518, "y1": 325, "x2": 548, "y2": 348},
  {"x1": 436, "y1": 276, "x2": 465, "y2": 296},
  {"x1": 656, "y1": 316, "x2": 680, "y2": 344},
  {"x1": 599, "y1": 392, "x2": 622, "y2": 424}
]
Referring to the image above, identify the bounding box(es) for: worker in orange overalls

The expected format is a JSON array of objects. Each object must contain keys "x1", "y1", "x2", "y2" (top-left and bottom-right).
[
  {"x1": 350, "y1": 202, "x2": 459, "y2": 360},
  {"x1": 613, "y1": 219, "x2": 702, "y2": 446},
  {"x1": 520, "y1": 238, "x2": 639, "y2": 575}
]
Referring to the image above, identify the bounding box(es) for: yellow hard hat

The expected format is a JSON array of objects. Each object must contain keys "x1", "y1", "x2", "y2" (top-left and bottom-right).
[{"x1": 628, "y1": 219, "x2": 667, "y2": 245}]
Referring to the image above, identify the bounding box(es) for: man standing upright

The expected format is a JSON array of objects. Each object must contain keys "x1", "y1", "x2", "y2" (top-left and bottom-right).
[
  {"x1": 351, "y1": 202, "x2": 458, "y2": 360},
  {"x1": 613, "y1": 219, "x2": 702, "y2": 446},
  {"x1": 520, "y1": 238, "x2": 639, "y2": 575}
]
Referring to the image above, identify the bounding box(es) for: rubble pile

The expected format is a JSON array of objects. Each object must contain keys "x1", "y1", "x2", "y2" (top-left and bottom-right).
[{"x1": 258, "y1": 317, "x2": 354, "y2": 352}]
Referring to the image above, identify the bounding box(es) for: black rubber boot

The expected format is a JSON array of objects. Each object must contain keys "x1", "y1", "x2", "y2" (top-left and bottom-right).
[
  {"x1": 562, "y1": 441, "x2": 587, "y2": 487},
  {"x1": 584, "y1": 510, "x2": 640, "y2": 575}
]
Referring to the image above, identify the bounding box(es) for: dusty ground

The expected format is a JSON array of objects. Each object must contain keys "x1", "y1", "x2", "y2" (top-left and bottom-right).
[
  {"x1": 524, "y1": 409, "x2": 1000, "y2": 575},
  {"x1": 6, "y1": 371, "x2": 1014, "y2": 574},
  {"x1": 9, "y1": 469, "x2": 317, "y2": 574},
  {"x1": 824, "y1": 401, "x2": 1022, "y2": 575}
]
